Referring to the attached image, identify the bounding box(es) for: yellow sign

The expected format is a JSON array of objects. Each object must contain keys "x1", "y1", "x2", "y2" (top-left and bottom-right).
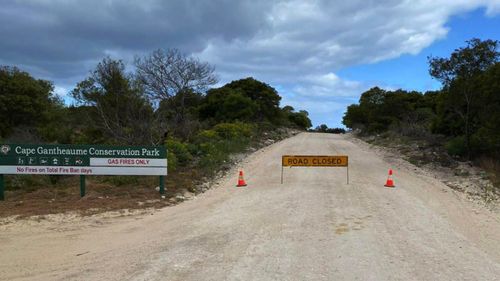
[{"x1": 282, "y1": 155, "x2": 348, "y2": 167}]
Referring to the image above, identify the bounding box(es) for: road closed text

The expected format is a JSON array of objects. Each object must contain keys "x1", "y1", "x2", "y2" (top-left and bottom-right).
[{"x1": 282, "y1": 155, "x2": 348, "y2": 167}]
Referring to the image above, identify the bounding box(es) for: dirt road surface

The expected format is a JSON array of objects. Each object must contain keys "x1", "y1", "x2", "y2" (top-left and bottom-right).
[{"x1": 1, "y1": 133, "x2": 499, "y2": 281}]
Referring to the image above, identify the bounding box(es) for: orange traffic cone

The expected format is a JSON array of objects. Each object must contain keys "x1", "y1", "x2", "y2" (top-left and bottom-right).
[
  {"x1": 237, "y1": 170, "x2": 247, "y2": 187},
  {"x1": 384, "y1": 169, "x2": 395, "y2": 188}
]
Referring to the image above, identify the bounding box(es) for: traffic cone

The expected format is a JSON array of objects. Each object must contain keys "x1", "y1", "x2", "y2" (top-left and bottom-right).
[
  {"x1": 384, "y1": 169, "x2": 395, "y2": 188},
  {"x1": 237, "y1": 170, "x2": 247, "y2": 187}
]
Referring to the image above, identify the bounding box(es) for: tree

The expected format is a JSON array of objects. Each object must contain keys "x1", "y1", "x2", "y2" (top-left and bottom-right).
[
  {"x1": 157, "y1": 89, "x2": 205, "y2": 140},
  {"x1": 343, "y1": 104, "x2": 366, "y2": 130},
  {"x1": 289, "y1": 111, "x2": 312, "y2": 129},
  {"x1": 470, "y1": 62, "x2": 500, "y2": 157},
  {"x1": 71, "y1": 58, "x2": 155, "y2": 145},
  {"x1": 135, "y1": 49, "x2": 218, "y2": 128},
  {"x1": 222, "y1": 77, "x2": 282, "y2": 123},
  {"x1": 282, "y1": 105, "x2": 295, "y2": 113},
  {"x1": 315, "y1": 124, "x2": 329, "y2": 132},
  {"x1": 343, "y1": 87, "x2": 436, "y2": 135},
  {"x1": 0, "y1": 66, "x2": 56, "y2": 139},
  {"x1": 428, "y1": 38, "x2": 499, "y2": 158},
  {"x1": 429, "y1": 39, "x2": 499, "y2": 84},
  {"x1": 199, "y1": 87, "x2": 257, "y2": 123},
  {"x1": 343, "y1": 87, "x2": 392, "y2": 132},
  {"x1": 135, "y1": 48, "x2": 218, "y2": 101},
  {"x1": 281, "y1": 106, "x2": 312, "y2": 130},
  {"x1": 359, "y1": 86, "x2": 387, "y2": 105}
]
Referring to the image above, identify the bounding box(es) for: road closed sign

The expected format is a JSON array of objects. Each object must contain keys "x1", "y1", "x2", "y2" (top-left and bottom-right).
[
  {"x1": 281, "y1": 155, "x2": 349, "y2": 184},
  {"x1": 282, "y1": 155, "x2": 348, "y2": 167}
]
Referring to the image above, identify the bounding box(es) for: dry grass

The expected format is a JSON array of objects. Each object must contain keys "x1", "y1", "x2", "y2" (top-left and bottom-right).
[
  {"x1": 477, "y1": 157, "x2": 500, "y2": 191},
  {"x1": 0, "y1": 169, "x2": 200, "y2": 218}
]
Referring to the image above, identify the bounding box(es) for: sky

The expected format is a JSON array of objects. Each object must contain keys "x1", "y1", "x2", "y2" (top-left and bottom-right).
[{"x1": 1, "y1": 0, "x2": 500, "y2": 128}]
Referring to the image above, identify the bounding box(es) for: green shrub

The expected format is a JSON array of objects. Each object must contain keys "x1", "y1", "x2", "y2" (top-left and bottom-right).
[
  {"x1": 446, "y1": 136, "x2": 467, "y2": 157},
  {"x1": 198, "y1": 142, "x2": 229, "y2": 172},
  {"x1": 190, "y1": 123, "x2": 256, "y2": 174},
  {"x1": 288, "y1": 111, "x2": 312, "y2": 129},
  {"x1": 257, "y1": 121, "x2": 276, "y2": 132},
  {"x1": 213, "y1": 122, "x2": 253, "y2": 139},
  {"x1": 167, "y1": 150, "x2": 177, "y2": 173},
  {"x1": 165, "y1": 138, "x2": 192, "y2": 166},
  {"x1": 194, "y1": 129, "x2": 220, "y2": 144},
  {"x1": 192, "y1": 123, "x2": 254, "y2": 174}
]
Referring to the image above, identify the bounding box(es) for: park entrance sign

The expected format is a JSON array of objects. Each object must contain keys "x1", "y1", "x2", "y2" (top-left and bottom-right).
[
  {"x1": 0, "y1": 144, "x2": 167, "y2": 175},
  {"x1": 0, "y1": 144, "x2": 167, "y2": 200}
]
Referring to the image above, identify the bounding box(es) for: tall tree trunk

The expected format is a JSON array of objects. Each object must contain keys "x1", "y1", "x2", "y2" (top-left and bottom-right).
[{"x1": 464, "y1": 87, "x2": 472, "y2": 160}]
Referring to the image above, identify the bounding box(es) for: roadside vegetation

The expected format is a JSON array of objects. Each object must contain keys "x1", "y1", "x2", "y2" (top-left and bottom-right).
[
  {"x1": 343, "y1": 38, "x2": 500, "y2": 192},
  {"x1": 0, "y1": 49, "x2": 311, "y2": 216},
  {"x1": 310, "y1": 124, "x2": 346, "y2": 134}
]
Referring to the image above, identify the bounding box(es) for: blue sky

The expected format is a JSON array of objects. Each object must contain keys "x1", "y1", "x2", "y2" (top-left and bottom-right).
[
  {"x1": 338, "y1": 8, "x2": 500, "y2": 93},
  {"x1": 323, "y1": 8, "x2": 500, "y2": 127},
  {"x1": 1, "y1": 1, "x2": 500, "y2": 128}
]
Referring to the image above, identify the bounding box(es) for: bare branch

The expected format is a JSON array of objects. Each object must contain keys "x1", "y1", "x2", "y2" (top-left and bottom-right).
[{"x1": 134, "y1": 48, "x2": 218, "y2": 102}]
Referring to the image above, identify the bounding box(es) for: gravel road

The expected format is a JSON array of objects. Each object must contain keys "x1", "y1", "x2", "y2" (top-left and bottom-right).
[{"x1": 1, "y1": 133, "x2": 499, "y2": 281}]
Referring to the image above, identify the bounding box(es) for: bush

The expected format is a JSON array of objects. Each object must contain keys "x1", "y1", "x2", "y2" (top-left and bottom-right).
[
  {"x1": 193, "y1": 123, "x2": 255, "y2": 174},
  {"x1": 288, "y1": 111, "x2": 312, "y2": 129},
  {"x1": 446, "y1": 136, "x2": 467, "y2": 157},
  {"x1": 194, "y1": 129, "x2": 220, "y2": 145},
  {"x1": 313, "y1": 124, "x2": 346, "y2": 134},
  {"x1": 198, "y1": 87, "x2": 258, "y2": 123},
  {"x1": 198, "y1": 142, "x2": 228, "y2": 172},
  {"x1": 165, "y1": 138, "x2": 192, "y2": 167},
  {"x1": 212, "y1": 122, "x2": 253, "y2": 139},
  {"x1": 167, "y1": 150, "x2": 178, "y2": 172}
]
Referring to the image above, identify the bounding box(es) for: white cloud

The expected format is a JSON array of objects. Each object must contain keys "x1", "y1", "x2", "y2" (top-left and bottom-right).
[
  {"x1": 291, "y1": 73, "x2": 364, "y2": 98},
  {"x1": 1, "y1": 0, "x2": 499, "y2": 126},
  {"x1": 54, "y1": 86, "x2": 69, "y2": 97},
  {"x1": 198, "y1": 0, "x2": 500, "y2": 77},
  {"x1": 194, "y1": 0, "x2": 500, "y2": 126}
]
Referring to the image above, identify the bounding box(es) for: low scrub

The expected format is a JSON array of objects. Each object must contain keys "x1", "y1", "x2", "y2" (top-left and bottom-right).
[
  {"x1": 165, "y1": 138, "x2": 192, "y2": 172},
  {"x1": 478, "y1": 157, "x2": 500, "y2": 190},
  {"x1": 193, "y1": 122, "x2": 255, "y2": 174},
  {"x1": 445, "y1": 136, "x2": 467, "y2": 157}
]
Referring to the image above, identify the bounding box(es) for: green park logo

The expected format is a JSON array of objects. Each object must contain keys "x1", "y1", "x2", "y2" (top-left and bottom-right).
[{"x1": 0, "y1": 145, "x2": 10, "y2": 155}]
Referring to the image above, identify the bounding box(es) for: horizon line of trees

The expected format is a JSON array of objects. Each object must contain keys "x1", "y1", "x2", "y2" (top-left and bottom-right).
[
  {"x1": 310, "y1": 124, "x2": 346, "y2": 134},
  {"x1": 342, "y1": 38, "x2": 500, "y2": 160},
  {"x1": 0, "y1": 48, "x2": 312, "y2": 146}
]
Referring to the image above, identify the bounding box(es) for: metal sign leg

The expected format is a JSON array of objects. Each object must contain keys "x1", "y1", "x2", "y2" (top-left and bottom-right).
[
  {"x1": 347, "y1": 166, "x2": 349, "y2": 185},
  {"x1": 159, "y1": 176, "x2": 165, "y2": 194},
  {"x1": 80, "y1": 175, "x2": 86, "y2": 197},
  {"x1": 0, "y1": 174, "x2": 4, "y2": 201},
  {"x1": 281, "y1": 166, "x2": 284, "y2": 184}
]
